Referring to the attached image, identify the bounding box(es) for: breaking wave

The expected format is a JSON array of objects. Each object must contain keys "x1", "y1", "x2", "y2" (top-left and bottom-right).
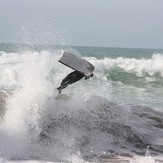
[{"x1": 0, "y1": 50, "x2": 163, "y2": 162}]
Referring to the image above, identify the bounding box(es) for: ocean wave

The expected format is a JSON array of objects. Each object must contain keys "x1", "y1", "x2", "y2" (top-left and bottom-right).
[
  {"x1": 0, "y1": 49, "x2": 163, "y2": 162},
  {"x1": 0, "y1": 51, "x2": 163, "y2": 90},
  {"x1": 86, "y1": 53, "x2": 163, "y2": 77},
  {"x1": 1, "y1": 92, "x2": 163, "y2": 162}
]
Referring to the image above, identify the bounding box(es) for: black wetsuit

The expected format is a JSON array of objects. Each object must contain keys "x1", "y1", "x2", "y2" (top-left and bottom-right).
[{"x1": 57, "y1": 71, "x2": 85, "y2": 93}]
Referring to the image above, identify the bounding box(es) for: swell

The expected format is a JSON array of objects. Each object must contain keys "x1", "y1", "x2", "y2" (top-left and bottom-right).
[
  {"x1": 1, "y1": 92, "x2": 163, "y2": 161},
  {"x1": 106, "y1": 67, "x2": 163, "y2": 88},
  {"x1": 37, "y1": 95, "x2": 163, "y2": 161}
]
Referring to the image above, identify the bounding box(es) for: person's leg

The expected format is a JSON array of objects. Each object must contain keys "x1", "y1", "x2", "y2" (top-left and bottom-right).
[
  {"x1": 57, "y1": 82, "x2": 69, "y2": 93},
  {"x1": 57, "y1": 71, "x2": 84, "y2": 93},
  {"x1": 57, "y1": 87, "x2": 62, "y2": 94},
  {"x1": 57, "y1": 71, "x2": 77, "y2": 93}
]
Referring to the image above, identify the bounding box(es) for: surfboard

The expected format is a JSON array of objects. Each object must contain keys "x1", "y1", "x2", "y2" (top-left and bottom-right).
[{"x1": 59, "y1": 51, "x2": 95, "y2": 76}]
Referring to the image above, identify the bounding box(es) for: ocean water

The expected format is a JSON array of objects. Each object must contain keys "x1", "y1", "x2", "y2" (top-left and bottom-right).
[{"x1": 0, "y1": 43, "x2": 163, "y2": 163}]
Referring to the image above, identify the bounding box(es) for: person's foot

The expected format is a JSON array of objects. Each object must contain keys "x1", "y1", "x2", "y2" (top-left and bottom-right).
[
  {"x1": 58, "y1": 89, "x2": 62, "y2": 94},
  {"x1": 57, "y1": 87, "x2": 62, "y2": 94}
]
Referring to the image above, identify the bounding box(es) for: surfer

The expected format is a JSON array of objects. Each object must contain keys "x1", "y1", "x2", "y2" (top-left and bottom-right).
[
  {"x1": 57, "y1": 71, "x2": 93, "y2": 94},
  {"x1": 57, "y1": 51, "x2": 95, "y2": 94}
]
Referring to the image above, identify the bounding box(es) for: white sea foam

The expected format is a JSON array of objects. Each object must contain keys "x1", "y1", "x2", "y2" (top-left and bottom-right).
[
  {"x1": 0, "y1": 50, "x2": 61, "y2": 160},
  {"x1": 86, "y1": 53, "x2": 163, "y2": 76}
]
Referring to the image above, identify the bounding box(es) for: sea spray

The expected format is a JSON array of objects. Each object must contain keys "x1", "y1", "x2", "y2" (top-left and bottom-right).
[{"x1": 0, "y1": 50, "x2": 61, "y2": 159}]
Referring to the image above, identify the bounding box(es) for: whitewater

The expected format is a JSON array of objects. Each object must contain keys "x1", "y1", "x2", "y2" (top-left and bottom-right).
[{"x1": 0, "y1": 44, "x2": 163, "y2": 163}]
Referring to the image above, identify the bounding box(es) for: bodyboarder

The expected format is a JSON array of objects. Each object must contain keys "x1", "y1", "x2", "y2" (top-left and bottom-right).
[{"x1": 57, "y1": 70, "x2": 93, "y2": 94}]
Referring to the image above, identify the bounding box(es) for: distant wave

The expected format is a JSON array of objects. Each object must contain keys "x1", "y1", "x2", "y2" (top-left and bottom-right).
[{"x1": 86, "y1": 53, "x2": 163, "y2": 77}]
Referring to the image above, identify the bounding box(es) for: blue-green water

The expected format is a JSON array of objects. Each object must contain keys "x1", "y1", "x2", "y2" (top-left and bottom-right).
[{"x1": 0, "y1": 43, "x2": 163, "y2": 162}]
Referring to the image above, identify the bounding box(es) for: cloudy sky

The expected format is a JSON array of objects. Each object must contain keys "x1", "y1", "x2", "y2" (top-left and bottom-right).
[{"x1": 0, "y1": 0, "x2": 163, "y2": 49}]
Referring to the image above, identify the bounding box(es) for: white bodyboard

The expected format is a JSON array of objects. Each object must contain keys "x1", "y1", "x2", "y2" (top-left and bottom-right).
[{"x1": 59, "y1": 51, "x2": 95, "y2": 76}]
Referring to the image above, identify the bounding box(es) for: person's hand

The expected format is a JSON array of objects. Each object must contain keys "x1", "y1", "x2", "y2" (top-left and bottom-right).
[{"x1": 85, "y1": 74, "x2": 93, "y2": 80}]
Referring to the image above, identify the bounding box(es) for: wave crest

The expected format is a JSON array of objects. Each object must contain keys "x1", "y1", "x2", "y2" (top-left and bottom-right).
[{"x1": 87, "y1": 53, "x2": 163, "y2": 77}]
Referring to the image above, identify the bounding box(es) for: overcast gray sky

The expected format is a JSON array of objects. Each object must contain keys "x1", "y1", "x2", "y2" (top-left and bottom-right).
[{"x1": 0, "y1": 0, "x2": 163, "y2": 48}]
